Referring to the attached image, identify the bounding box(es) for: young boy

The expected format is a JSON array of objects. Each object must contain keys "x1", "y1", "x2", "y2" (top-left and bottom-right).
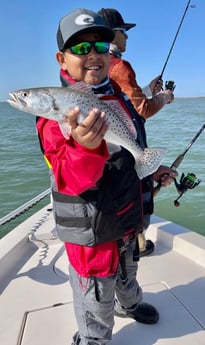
[{"x1": 37, "y1": 8, "x2": 175, "y2": 345}]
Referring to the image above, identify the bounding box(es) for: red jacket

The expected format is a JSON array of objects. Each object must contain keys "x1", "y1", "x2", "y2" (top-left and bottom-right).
[{"x1": 36, "y1": 118, "x2": 119, "y2": 277}]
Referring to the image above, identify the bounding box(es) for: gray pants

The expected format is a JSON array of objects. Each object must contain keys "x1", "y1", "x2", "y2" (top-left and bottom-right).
[{"x1": 69, "y1": 238, "x2": 143, "y2": 345}]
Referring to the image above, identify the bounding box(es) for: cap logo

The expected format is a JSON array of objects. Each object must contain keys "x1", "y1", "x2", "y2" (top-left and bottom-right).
[{"x1": 75, "y1": 14, "x2": 95, "y2": 26}]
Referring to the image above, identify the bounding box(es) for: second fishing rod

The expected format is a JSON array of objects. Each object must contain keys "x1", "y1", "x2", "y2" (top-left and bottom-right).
[
  {"x1": 159, "y1": 0, "x2": 195, "y2": 91},
  {"x1": 153, "y1": 124, "x2": 205, "y2": 204}
]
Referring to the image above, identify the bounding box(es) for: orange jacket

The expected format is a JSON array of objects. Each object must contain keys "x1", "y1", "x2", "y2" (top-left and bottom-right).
[{"x1": 109, "y1": 54, "x2": 170, "y2": 119}]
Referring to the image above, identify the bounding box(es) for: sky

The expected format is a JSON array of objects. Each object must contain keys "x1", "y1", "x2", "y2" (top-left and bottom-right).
[{"x1": 0, "y1": 0, "x2": 204, "y2": 101}]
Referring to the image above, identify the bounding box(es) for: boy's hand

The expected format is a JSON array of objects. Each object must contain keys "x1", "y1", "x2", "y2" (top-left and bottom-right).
[{"x1": 66, "y1": 107, "x2": 108, "y2": 149}]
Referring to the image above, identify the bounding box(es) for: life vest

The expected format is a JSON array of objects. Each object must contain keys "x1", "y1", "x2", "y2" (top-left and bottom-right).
[{"x1": 50, "y1": 146, "x2": 143, "y2": 245}]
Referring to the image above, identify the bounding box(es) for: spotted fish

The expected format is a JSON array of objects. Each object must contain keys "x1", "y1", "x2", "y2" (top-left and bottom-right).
[{"x1": 7, "y1": 82, "x2": 166, "y2": 179}]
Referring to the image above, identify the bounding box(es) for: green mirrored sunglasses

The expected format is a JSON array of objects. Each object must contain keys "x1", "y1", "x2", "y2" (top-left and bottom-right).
[{"x1": 68, "y1": 41, "x2": 110, "y2": 55}]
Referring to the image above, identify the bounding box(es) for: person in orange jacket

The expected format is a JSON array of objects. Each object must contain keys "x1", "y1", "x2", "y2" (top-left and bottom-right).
[
  {"x1": 98, "y1": 8, "x2": 175, "y2": 256},
  {"x1": 98, "y1": 8, "x2": 174, "y2": 119}
]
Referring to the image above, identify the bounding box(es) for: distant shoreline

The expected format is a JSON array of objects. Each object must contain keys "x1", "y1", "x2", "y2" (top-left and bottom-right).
[{"x1": 1, "y1": 96, "x2": 205, "y2": 104}]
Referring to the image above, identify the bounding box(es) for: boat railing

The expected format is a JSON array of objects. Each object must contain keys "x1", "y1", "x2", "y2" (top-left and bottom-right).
[{"x1": 0, "y1": 188, "x2": 51, "y2": 226}]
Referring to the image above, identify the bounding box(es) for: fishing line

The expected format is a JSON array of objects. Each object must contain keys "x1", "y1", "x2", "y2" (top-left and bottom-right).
[{"x1": 160, "y1": 0, "x2": 196, "y2": 81}]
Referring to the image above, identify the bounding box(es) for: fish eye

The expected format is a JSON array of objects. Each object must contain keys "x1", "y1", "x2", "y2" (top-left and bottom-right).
[{"x1": 21, "y1": 91, "x2": 28, "y2": 98}]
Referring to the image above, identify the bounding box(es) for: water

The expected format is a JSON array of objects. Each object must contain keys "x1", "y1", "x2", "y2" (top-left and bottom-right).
[
  {"x1": 145, "y1": 98, "x2": 205, "y2": 236},
  {"x1": 0, "y1": 103, "x2": 50, "y2": 237},
  {"x1": 0, "y1": 99, "x2": 204, "y2": 238}
]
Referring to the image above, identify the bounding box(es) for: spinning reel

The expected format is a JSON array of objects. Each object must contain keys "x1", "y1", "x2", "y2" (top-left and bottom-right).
[
  {"x1": 165, "y1": 80, "x2": 176, "y2": 91},
  {"x1": 173, "y1": 172, "x2": 201, "y2": 207},
  {"x1": 154, "y1": 124, "x2": 204, "y2": 207}
]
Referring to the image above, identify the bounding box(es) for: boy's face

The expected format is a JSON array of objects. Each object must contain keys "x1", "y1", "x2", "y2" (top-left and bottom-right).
[{"x1": 56, "y1": 32, "x2": 110, "y2": 85}]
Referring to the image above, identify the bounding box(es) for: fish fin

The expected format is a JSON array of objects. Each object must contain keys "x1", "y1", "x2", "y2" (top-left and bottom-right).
[
  {"x1": 59, "y1": 122, "x2": 71, "y2": 139},
  {"x1": 66, "y1": 83, "x2": 137, "y2": 138},
  {"x1": 100, "y1": 97, "x2": 137, "y2": 139},
  {"x1": 67, "y1": 81, "x2": 95, "y2": 95},
  {"x1": 135, "y1": 147, "x2": 167, "y2": 179}
]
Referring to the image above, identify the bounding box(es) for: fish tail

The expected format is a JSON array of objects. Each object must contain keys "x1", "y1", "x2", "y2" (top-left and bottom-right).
[{"x1": 135, "y1": 147, "x2": 167, "y2": 179}]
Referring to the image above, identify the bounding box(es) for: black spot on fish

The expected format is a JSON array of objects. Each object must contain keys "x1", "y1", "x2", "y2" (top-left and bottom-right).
[{"x1": 52, "y1": 97, "x2": 59, "y2": 111}]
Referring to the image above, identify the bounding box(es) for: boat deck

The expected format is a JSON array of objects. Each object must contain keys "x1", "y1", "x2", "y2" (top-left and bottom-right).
[{"x1": 0, "y1": 205, "x2": 205, "y2": 345}]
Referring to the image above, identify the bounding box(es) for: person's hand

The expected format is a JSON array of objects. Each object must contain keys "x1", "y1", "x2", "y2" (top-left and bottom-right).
[
  {"x1": 160, "y1": 89, "x2": 174, "y2": 104},
  {"x1": 66, "y1": 106, "x2": 108, "y2": 149},
  {"x1": 153, "y1": 165, "x2": 177, "y2": 187},
  {"x1": 149, "y1": 75, "x2": 163, "y2": 95}
]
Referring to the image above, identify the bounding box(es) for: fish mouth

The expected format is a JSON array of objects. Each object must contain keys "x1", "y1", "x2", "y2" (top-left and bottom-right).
[{"x1": 7, "y1": 92, "x2": 26, "y2": 107}]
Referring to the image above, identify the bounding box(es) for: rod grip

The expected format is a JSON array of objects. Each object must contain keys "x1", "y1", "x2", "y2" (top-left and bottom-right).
[{"x1": 170, "y1": 154, "x2": 184, "y2": 170}]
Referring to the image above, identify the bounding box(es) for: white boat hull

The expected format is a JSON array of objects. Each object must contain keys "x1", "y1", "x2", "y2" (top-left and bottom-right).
[{"x1": 0, "y1": 205, "x2": 205, "y2": 344}]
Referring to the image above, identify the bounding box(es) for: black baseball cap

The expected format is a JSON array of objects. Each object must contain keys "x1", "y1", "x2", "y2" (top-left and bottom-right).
[
  {"x1": 57, "y1": 8, "x2": 115, "y2": 51},
  {"x1": 97, "y1": 8, "x2": 136, "y2": 31}
]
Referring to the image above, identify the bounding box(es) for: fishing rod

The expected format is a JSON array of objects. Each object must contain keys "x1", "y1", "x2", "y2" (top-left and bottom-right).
[
  {"x1": 159, "y1": 0, "x2": 195, "y2": 91},
  {"x1": 154, "y1": 124, "x2": 205, "y2": 205}
]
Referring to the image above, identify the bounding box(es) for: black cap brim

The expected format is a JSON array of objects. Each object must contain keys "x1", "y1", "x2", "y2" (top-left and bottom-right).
[{"x1": 124, "y1": 23, "x2": 136, "y2": 31}]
